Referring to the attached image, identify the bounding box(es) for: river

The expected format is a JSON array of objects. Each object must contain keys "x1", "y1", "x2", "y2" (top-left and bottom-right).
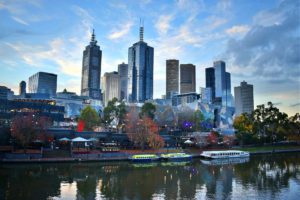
[{"x1": 0, "y1": 153, "x2": 300, "y2": 200}]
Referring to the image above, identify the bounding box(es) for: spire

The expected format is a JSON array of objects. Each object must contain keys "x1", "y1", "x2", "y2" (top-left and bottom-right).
[
  {"x1": 91, "y1": 29, "x2": 95, "y2": 42},
  {"x1": 139, "y1": 19, "x2": 144, "y2": 42}
]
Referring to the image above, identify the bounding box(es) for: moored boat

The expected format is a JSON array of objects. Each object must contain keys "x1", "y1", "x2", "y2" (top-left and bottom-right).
[
  {"x1": 129, "y1": 154, "x2": 159, "y2": 162},
  {"x1": 160, "y1": 153, "x2": 192, "y2": 162},
  {"x1": 200, "y1": 150, "x2": 249, "y2": 159},
  {"x1": 200, "y1": 157, "x2": 250, "y2": 165}
]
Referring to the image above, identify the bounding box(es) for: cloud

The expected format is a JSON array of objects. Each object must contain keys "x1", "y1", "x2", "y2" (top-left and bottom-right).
[
  {"x1": 226, "y1": 25, "x2": 250, "y2": 36},
  {"x1": 11, "y1": 16, "x2": 29, "y2": 25},
  {"x1": 155, "y1": 15, "x2": 173, "y2": 35},
  {"x1": 108, "y1": 21, "x2": 133, "y2": 40},
  {"x1": 290, "y1": 103, "x2": 300, "y2": 107},
  {"x1": 224, "y1": 0, "x2": 300, "y2": 83}
]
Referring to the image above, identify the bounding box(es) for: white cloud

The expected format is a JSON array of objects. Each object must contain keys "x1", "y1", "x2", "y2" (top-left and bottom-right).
[
  {"x1": 11, "y1": 16, "x2": 29, "y2": 25},
  {"x1": 155, "y1": 15, "x2": 173, "y2": 35},
  {"x1": 226, "y1": 25, "x2": 250, "y2": 36},
  {"x1": 108, "y1": 21, "x2": 133, "y2": 40}
]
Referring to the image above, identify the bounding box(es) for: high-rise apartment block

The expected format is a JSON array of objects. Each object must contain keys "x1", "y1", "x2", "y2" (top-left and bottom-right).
[
  {"x1": 28, "y1": 72, "x2": 57, "y2": 97},
  {"x1": 127, "y1": 25, "x2": 154, "y2": 102},
  {"x1": 118, "y1": 62, "x2": 128, "y2": 101},
  {"x1": 102, "y1": 72, "x2": 120, "y2": 106},
  {"x1": 81, "y1": 30, "x2": 102, "y2": 99},
  {"x1": 180, "y1": 64, "x2": 196, "y2": 94},
  {"x1": 166, "y1": 59, "x2": 179, "y2": 99},
  {"x1": 234, "y1": 81, "x2": 254, "y2": 116}
]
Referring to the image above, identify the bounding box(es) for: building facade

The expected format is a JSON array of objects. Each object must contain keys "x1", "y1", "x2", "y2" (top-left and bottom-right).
[
  {"x1": 205, "y1": 67, "x2": 215, "y2": 100},
  {"x1": 0, "y1": 86, "x2": 14, "y2": 100},
  {"x1": 102, "y1": 72, "x2": 121, "y2": 106},
  {"x1": 180, "y1": 64, "x2": 196, "y2": 94},
  {"x1": 127, "y1": 26, "x2": 154, "y2": 102},
  {"x1": 81, "y1": 30, "x2": 102, "y2": 100},
  {"x1": 166, "y1": 59, "x2": 179, "y2": 99},
  {"x1": 28, "y1": 72, "x2": 57, "y2": 97},
  {"x1": 234, "y1": 81, "x2": 254, "y2": 116},
  {"x1": 19, "y1": 81, "x2": 26, "y2": 96},
  {"x1": 118, "y1": 62, "x2": 128, "y2": 101},
  {"x1": 214, "y1": 61, "x2": 226, "y2": 99},
  {"x1": 200, "y1": 87, "x2": 212, "y2": 104}
]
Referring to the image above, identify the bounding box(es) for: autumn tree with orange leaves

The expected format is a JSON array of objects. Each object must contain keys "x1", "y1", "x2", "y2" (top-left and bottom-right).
[{"x1": 125, "y1": 106, "x2": 165, "y2": 149}]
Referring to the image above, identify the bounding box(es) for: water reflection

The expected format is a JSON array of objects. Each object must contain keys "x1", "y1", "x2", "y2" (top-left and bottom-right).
[
  {"x1": 0, "y1": 153, "x2": 299, "y2": 200},
  {"x1": 200, "y1": 157, "x2": 250, "y2": 166}
]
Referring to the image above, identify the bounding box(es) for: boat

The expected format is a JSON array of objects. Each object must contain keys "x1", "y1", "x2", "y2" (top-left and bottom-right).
[
  {"x1": 200, "y1": 157, "x2": 250, "y2": 166},
  {"x1": 200, "y1": 150, "x2": 250, "y2": 159},
  {"x1": 160, "y1": 153, "x2": 192, "y2": 162},
  {"x1": 129, "y1": 154, "x2": 159, "y2": 162}
]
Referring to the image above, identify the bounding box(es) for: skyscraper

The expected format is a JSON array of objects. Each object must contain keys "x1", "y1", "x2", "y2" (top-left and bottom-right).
[
  {"x1": 81, "y1": 30, "x2": 102, "y2": 99},
  {"x1": 234, "y1": 81, "x2": 254, "y2": 116},
  {"x1": 118, "y1": 62, "x2": 128, "y2": 101},
  {"x1": 180, "y1": 64, "x2": 195, "y2": 94},
  {"x1": 166, "y1": 59, "x2": 179, "y2": 99},
  {"x1": 19, "y1": 80, "x2": 26, "y2": 96},
  {"x1": 205, "y1": 67, "x2": 215, "y2": 100},
  {"x1": 28, "y1": 72, "x2": 57, "y2": 97},
  {"x1": 102, "y1": 72, "x2": 120, "y2": 106},
  {"x1": 127, "y1": 24, "x2": 154, "y2": 102},
  {"x1": 225, "y1": 72, "x2": 233, "y2": 107},
  {"x1": 214, "y1": 60, "x2": 226, "y2": 98}
]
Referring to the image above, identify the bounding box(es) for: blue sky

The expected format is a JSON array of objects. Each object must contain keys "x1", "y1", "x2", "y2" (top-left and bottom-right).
[{"x1": 0, "y1": 0, "x2": 299, "y2": 116}]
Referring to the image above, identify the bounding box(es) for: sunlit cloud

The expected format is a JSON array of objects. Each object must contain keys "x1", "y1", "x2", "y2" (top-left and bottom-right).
[
  {"x1": 226, "y1": 25, "x2": 250, "y2": 36},
  {"x1": 108, "y1": 21, "x2": 134, "y2": 40},
  {"x1": 11, "y1": 16, "x2": 29, "y2": 25},
  {"x1": 155, "y1": 15, "x2": 173, "y2": 35}
]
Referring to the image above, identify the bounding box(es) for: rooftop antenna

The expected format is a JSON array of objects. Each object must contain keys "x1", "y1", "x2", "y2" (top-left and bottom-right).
[
  {"x1": 139, "y1": 18, "x2": 144, "y2": 42},
  {"x1": 91, "y1": 29, "x2": 95, "y2": 42}
]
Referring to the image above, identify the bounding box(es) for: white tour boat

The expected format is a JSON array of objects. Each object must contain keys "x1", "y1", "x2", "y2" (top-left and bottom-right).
[{"x1": 200, "y1": 150, "x2": 250, "y2": 159}]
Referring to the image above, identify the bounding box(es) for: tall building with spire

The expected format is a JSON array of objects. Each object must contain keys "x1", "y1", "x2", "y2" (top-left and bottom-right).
[
  {"x1": 81, "y1": 30, "x2": 102, "y2": 99},
  {"x1": 127, "y1": 22, "x2": 154, "y2": 102}
]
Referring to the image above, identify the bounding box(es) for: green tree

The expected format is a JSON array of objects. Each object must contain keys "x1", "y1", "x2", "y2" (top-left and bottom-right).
[
  {"x1": 192, "y1": 110, "x2": 204, "y2": 131},
  {"x1": 79, "y1": 105, "x2": 100, "y2": 131},
  {"x1": 233, "y1": 113, "x2": 255, "y2": 145},
  {"x1": 103, "y1": 98, "x2": 127, "y2": 130},
  {"x1": 140, "y1": 102, "x2": 156, "y2": 120}
]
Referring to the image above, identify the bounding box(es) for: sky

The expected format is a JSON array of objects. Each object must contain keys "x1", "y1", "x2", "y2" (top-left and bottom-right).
[{"x1": 0, "y1": 0, "x2": 299, "y2": 116}]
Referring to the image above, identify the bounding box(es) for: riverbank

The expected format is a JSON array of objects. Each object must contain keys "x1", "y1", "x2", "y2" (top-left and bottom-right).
[{"x1": 1, "y1": 145, "x2": 300, "y2": 163}]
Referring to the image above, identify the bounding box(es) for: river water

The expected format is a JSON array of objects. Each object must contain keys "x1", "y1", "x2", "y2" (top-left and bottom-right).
[{"x1": 0, "y1": 153, "x2": 300, "y2": 200}]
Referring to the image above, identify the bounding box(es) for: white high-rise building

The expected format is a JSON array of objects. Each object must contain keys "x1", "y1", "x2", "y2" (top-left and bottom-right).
[{"x1": 102, "y1": 72, "x2": 120, "y2": 106}]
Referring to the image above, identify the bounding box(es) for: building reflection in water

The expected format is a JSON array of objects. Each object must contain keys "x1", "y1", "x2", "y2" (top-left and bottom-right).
[{"x1": 0, "y1": 153, "x2": 300, "y2": 200}]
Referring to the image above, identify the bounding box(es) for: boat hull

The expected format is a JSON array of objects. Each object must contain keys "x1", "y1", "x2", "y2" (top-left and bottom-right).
[
  {"x1": 130, "y1": 158, "x2": 159, "y2": 163},
  {"x1": 200, "y1": 150, "x2": 250, "y2": 159}
]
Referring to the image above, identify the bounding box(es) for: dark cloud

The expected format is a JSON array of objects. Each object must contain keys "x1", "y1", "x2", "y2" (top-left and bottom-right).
[
  {"x1": 225, "y1": 0, "x2": 300, "y2": 83},
  {"x1": 290, "y1": 103, "x2": 300, "y2": 107}
]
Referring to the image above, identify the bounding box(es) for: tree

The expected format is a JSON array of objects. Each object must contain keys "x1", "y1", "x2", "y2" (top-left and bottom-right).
[
  {"x1": 148, "y1": 132, "x2": 165, "y2": 149},
  {"x1": 287, "y1": 113, "x2": 300, "y2": 142},
  {"x1": 177, "y1": 106, "x2": 194, "y2": 131},
  {"x1": 192, "y1": 110, "x2": 204, "y2": 131},
  {"x1": 11, "y1": 114, "x2": 51, "y2": 152},
  {"x1": 233, "y1": 113, "x2": 255, "y2": 145},
  {"x1": 125, "y1": 107, "x2": 164, "y2": 149},
  {"x1": 140, "y1": 102, "x2": 156, "y2": 120},
  {"x1": 103, "y1": 98, "x2": 127, "y2": 130},
  {"x1": 78, "y1": 106, "x2": 100, "y2": 131}
]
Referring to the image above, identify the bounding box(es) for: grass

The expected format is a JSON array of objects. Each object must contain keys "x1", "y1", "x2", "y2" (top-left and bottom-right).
[{"x1": 236, "y1": 145, "x2": 300, "y2": 152}]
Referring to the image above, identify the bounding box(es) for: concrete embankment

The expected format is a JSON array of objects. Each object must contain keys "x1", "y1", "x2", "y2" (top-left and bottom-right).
[{"x1": 1, "y1": 149, "x2": 300, "y2": 163}]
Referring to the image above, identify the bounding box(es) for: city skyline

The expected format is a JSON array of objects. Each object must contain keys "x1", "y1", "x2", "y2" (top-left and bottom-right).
[{"x1": 0, "y1": 0, "x2": 299, "y2": 115}]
